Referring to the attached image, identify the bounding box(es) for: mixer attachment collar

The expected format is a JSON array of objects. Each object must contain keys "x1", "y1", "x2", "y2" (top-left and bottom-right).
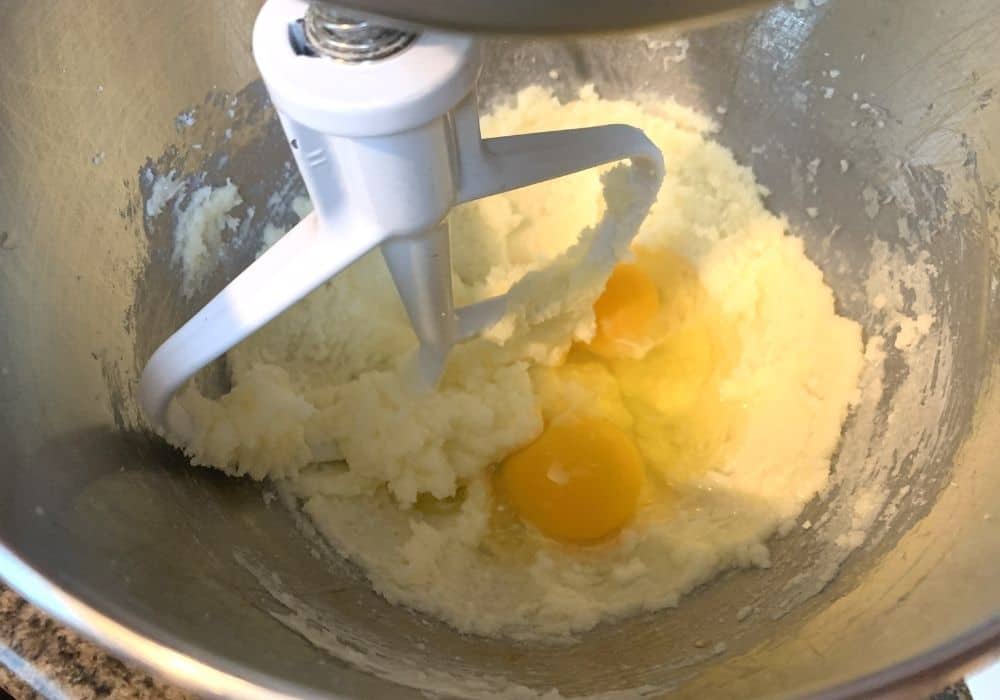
[{"x1": 302, "y1": 3, "x2": 416, "y2": 62}]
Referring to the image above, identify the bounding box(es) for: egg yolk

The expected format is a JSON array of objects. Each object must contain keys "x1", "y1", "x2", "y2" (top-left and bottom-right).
[
  {"x1": 497, "y1": 417, "x2": 644, "y2": 544},
  {"x1": 588, "y1": 263, "x2": 661, "y2": 359}
]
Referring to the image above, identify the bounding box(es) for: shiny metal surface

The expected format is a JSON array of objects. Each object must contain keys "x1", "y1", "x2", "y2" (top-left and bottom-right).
[
  {"x1": 317, "y1": 0, "x2": 772, "y2": 35},
  {"x1": 303, "y1": 3, "x2": 417, "y2": 62},
  {"x1": 0, "y1": 1, "x2": 998, "y2": 698}
]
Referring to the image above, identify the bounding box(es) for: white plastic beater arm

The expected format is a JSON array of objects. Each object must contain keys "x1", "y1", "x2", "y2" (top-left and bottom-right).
[
  {"x1": 452, "y1": 96, "x2": 665, "y2": 204},
  {"x1": 140, "y1": 98, "x2": 665, "y2": 436},
  {"x1": 138, "y1": 213, "x2": 376, "y2": 436}
]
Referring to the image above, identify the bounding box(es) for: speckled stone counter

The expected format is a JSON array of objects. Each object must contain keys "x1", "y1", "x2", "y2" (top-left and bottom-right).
[
  {"x1": 0, "y1": 586, "x2": 192, "y2": 700},
  {"x1": 0, "y1": 583, "x2": 976, "y2": 700}
]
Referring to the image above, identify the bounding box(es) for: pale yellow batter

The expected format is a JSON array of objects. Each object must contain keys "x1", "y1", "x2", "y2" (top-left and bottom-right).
[{"x1": 168, "y1": 86, "x2": 864, "y2": 640}]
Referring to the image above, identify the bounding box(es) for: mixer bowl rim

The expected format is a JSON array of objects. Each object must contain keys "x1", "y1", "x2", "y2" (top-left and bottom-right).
[{"x1": 1, "y1": 540, "x2": 997, "y2": 699}]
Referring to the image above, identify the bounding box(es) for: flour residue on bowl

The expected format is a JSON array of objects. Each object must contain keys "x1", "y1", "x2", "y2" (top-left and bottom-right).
[{"x1": 770, "y1": 182, "x2": 950, "y2": 617}]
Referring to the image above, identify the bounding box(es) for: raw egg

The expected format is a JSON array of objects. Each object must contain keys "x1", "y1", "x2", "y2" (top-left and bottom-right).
[
  {"x1": 497, "y1": 417, "x2": 644, "y2": 544},
  {"x1": 495, "y1": 248, "x2": 741, "y2": 547},
  {"x1": 587, "y1": 262, "x2": 660, "y2": 359},
  {"x1": 606, "y1": 249, "x2": 745, "y2": 484}
]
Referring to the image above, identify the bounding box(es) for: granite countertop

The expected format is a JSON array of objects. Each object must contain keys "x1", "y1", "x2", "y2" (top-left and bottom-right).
[
  {"x1": 0, "y1": 586, "x2": 191, "y2": 700},
  {"x1": 0, "y1": 583, "x2": 975, "y2": 700}
]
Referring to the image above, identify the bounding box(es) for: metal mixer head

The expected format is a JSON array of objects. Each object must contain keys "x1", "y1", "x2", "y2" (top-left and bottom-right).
[{"x1": 307, "y1": 0, "x2": 773, "y2": 35}]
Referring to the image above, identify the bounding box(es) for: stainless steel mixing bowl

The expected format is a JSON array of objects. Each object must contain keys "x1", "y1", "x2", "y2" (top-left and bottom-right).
[{"x1": 0, "y1": 1, "x2": 998, "y2": 698}]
